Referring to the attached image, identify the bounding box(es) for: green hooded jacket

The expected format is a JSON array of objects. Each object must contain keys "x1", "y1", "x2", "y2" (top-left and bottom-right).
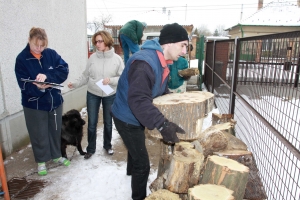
[{"x1": 119, "y1": 20, "x2": 144, "y2": 45}]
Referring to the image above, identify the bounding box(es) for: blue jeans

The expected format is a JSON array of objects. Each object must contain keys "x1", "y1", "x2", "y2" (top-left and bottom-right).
[
  {"x1": 120, "y1": 34, "x2": 140, "y2": 65},
  {"x1": 112, "y1": 116, "x2": 150, "y2": 200},
  {"x1": 86, "y1": 91, "x2": 115, "y2": 153}
]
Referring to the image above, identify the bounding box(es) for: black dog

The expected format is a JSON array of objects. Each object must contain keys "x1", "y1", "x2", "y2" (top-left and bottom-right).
[{"x1": 61, "y1": 109, "x2": 86, "y2": 159}]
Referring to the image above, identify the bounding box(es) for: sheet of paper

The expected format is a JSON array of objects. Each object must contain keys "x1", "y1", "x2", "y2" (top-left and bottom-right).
[{"x1": 96, "y1": 79, "x2": 114, "y2": 95}]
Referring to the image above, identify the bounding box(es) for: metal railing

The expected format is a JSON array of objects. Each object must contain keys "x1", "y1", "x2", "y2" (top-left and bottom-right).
[{"x1": 204, "y1": 31, "x2": 300, "y2": 200}]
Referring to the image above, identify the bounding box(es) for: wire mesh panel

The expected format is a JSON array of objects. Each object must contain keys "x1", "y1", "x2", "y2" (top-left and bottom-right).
[{"x1": 204, "y1": 31, "x2": 300, "y2": 200}]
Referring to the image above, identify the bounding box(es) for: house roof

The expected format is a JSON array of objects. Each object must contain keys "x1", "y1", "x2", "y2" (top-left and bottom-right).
[
  {"x1": 227, "y1": 1, "x2": 300, "y2": 29},
  {"x1": 104, "y1": 10, "x2": 193, "y2": 28}
]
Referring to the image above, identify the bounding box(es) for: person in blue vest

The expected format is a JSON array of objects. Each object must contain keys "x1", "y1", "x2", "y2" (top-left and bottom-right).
[{"x1": 111, "y1": 23, "x2": 188, "y2": 200}]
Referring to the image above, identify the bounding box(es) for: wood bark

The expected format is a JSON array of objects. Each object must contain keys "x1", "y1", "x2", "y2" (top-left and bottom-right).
[
  {"x1": 148, "y1": 91, "x2": 214, "y2": 141},
  {"x1": 165, "y1": 147, "x2": 204, "y2": 193},
  {"x1": 178, "y1": 68, "x2": 199, "y2": 77},
  {"x1": 188, "y1": 184, "x2": 235, "y2": 200},
  {"x1": 200, "y1": 155, "x2": 249, "y2": 200},
  {"x1": 145, "y1": 189, "x2": 181, "y2": 200},
  {"x1": 214, "y1": 150, "x2": 267, "y2": 200}
]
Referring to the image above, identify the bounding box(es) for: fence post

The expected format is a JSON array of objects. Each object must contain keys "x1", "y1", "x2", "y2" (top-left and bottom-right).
[
  {"x1": 294, "y1": 50, "x2": 300, "y2": 88},
  {"x1": 229, "y1": 37, "x2": 240, "y2": 114},
  {"x1": 211, "y1": 40, "x2": 216, "y2": 93}
]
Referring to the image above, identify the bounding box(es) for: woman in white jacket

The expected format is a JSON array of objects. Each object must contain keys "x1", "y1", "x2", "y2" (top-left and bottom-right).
[{"x1": 68, "y1": 30, "x2": 124, "y2": 159}]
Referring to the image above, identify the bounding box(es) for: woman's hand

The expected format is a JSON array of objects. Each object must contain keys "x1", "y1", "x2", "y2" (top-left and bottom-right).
[
  {"x1": 102, "y1": 78, "x2": 110, "y2": 85},
  {"x1": 34, "y1": 73, "x2": 51, "y2": 89},
  {"x1": 68, "y1": 82, "x2": 74, "y2": 89},
  {"x1": 36, "y1": 73, "x2": 47, "y2": 82}
]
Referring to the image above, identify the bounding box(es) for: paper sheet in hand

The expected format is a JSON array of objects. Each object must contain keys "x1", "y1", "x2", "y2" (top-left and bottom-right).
[{"x1": 96, "y1": 79, "x2": 114, "y2": 95}]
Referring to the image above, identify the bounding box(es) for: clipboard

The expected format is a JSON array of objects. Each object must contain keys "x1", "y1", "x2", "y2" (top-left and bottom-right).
[{"x1": 20, "y1": 78, "x2": 64, "y2": 87}]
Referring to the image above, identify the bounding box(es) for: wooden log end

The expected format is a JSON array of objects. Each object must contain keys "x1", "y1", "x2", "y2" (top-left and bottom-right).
[
  {"x1": 145, "y1": 189, "x2": 181, "y2": 200},
  {"x1": 188, "y1": 184, "x2": 235, "y2": 200}
]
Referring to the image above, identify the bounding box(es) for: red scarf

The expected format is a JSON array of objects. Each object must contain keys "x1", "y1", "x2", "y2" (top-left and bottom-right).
[{"x1": 156, "y1": 50, "x2": 173, "y2": 85}]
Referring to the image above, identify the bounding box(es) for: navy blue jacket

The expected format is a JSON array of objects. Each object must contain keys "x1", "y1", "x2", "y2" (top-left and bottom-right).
[
  {"x1": 111, "y1": 38, "x2": 169, "y2": 129},
  {"x1": 15, "y1": 44, "x2": 69, "y2": 111}
]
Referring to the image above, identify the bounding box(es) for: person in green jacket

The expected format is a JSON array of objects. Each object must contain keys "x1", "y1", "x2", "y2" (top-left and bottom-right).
[
  {"x1": 119, "y1": 20, "x2": 147, "y2": 64},
  {"x1": 168, "y1": 56, "x2": 190, "y2": 93}
]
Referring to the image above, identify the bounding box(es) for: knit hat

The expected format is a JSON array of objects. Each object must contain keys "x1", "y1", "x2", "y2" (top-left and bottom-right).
[
  {"x1": 141, "y1": 22, "x2": 147, "y2": 28},
  {"x1": 159, "y1": 23, "x2": 188, "y2": 45}
]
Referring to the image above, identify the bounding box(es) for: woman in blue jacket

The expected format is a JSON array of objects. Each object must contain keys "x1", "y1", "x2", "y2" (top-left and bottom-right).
[{"x1": 15, "y1": 27, "x2": 70, "y2": 176}]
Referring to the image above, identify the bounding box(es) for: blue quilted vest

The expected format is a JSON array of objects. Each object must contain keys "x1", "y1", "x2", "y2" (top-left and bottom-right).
[{"x1": 111, "y1": 49, "x2": 168, "y2": 126}]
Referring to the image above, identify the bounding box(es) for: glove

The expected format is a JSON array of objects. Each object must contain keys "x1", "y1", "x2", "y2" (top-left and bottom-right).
[{"x1": 158, "y1": 119, "x2": 185, "y2": 144}]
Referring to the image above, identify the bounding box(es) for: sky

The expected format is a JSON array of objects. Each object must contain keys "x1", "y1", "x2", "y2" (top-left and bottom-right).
[
  {"x1": 4, "y1": 99, "x2": 219, "y2": 199},
  {"x1": 86, "y1": 0, "x2": 277, "y2": 32}
]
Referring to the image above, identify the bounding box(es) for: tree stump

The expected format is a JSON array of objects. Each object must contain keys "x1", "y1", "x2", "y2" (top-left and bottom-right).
[
  {"x1": 165, "y1": 147, "x2": 204, "y2": 193},
  {"x1": 214, "y1": 150, "x2": 267, "y2": 200},
  {"x1": 188, "y1": 184, "x2": 234, "y2": 200},
  {"x1": 148, "y1": 91, "x2": 214, "y2": 141},
  {"x1": 145, "y1": 189, "x2": 181, "y2": 200},
  {"x1": 200, "y1": 155, "x2": 249, "y2": 200},
  {"x1": 178, "y1": 68, "x2": 199, "y2": 77}
]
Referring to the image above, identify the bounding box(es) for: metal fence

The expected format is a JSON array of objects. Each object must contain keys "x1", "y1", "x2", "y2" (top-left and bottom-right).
[{"x1": 204, "y1": 31, "x2": 300, "y2": 200}]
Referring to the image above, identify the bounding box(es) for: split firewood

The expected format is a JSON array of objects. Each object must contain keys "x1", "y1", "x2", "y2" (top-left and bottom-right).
[
  {"x1": 165, "y1": 147, "x2": 204, "y2": 193},
  {"x1": 178, "y1": 68, "x2": 199, "y2": 77},
  {"x1": 148, "y1": 91, "x2": 214, "y2": 141},
  {"x1": 214, "y1": 150, "x2": 267, "y2": 200},
  {"x1": 213, "y1": 123, "x2": 247, "y2": 151},
  {"x1": 212, "y1": 113, "x2": 236, "y2": 126},
  {"x1": 198, "y1": 125, "x2": 228, "y2": 157},
  {"x1": 157, "y1": 140, "x2": 175, "y2": 177},
  {"x1": 145, "y1": 189, "x2": 181, "y2": 200},
  {"x1": 152, "y1": 141, "x2": 198, "y2": 192},
  {"x1": 200, "y1": 155, "x2": 249, "y2": 200},
  {"x1": 188, "y1": 184, "x2": 234, "y2": 200}
]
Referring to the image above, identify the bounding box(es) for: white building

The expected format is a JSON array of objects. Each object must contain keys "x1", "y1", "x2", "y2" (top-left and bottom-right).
[{"x1": 0, "y1": 0, "x2": 88, "y2": 157}]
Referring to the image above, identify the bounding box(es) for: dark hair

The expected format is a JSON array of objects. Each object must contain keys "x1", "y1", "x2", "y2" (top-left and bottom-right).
[
  {"x1": 29, "y1": 27, "x2": 48, "y2": 47},
  {"x1": 92, "y1": 30, "x2": 114, "y2": 48}
]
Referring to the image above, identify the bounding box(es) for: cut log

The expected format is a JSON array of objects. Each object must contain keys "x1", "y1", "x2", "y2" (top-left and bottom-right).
[
  {"x1": 198, "y1": 125, "x2": 228, "y2": 157},
  {"x1": 165, "y1": 147, "x2": 204, "y2": 193},
  {"x1": 178, "y1": 68, "x2": 199, "y2": 77},
  {"x1": 214, "y1": 150, "x2": 267, "y2": 200},
  {"x1": 188, "y1": 184, "x2": 234, "y2": 200},
  {"x1": 148, "y1": 91, "x2": 214, "y2": 141},
  {"x1": 200, "y1": 155, "x2": 249, "y2": 200},
  {"x1": 157, "y1": 140, "x2": 175, "y2": 177},
  {"x1": 213, "y1": 123, "x2": 247, "y2": 151},
  {"x1": 145, "y1": 189, "x2": 181, "y2": 200},
  {"x1": 154, "y1": 141, "x2": 200, "y2": 191}
]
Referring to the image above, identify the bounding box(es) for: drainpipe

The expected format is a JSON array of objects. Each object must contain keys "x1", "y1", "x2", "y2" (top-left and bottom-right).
[{"x1": 238, "y1": 23, "x2": 244, "y2": 38}]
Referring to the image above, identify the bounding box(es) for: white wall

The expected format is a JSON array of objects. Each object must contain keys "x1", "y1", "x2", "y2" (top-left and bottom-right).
[{"x1": 0, "y1": 0, "x2": 88, "y2": 156}]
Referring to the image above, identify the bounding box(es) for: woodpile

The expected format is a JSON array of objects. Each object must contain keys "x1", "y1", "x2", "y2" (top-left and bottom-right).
[{"x1": 146, "y1": 91, "x2": 267, "y2": 200}]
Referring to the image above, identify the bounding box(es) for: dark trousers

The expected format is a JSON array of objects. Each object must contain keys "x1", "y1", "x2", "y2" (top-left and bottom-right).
[
  {"x1": 23, "y1": 105, "x2": 62, "y2": 163},
  {"x1": 113, "y1": 116, "x2": 150, "y2": 200},
  {"x1": 86, "y1": 92, "x2": 115, "y2": 153}
]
